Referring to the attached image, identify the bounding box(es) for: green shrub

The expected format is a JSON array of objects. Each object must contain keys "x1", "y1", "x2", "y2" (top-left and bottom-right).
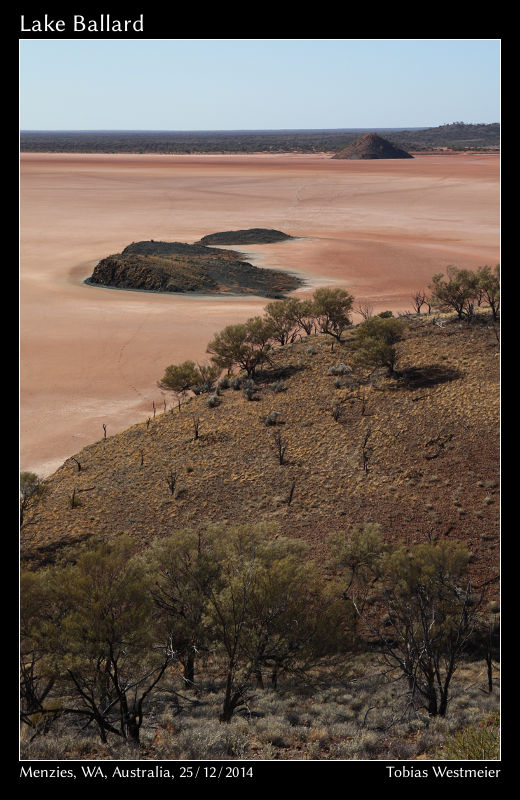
[{"x1": 438, "y1": 714, "x2": 499, "y2": 760}]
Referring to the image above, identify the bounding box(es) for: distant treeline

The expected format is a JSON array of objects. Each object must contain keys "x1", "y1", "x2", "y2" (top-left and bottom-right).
[{"x1": 20, "y1": 123, "x2": 500, "y2": 154}]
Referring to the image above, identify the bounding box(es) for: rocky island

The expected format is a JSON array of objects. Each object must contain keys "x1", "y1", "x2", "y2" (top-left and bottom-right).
[
  {"x1": 332, "y1": 132, "x2": 413, "y2": 160},
  {"x1": 86, "y1": 237, "x2": 302, "y2": 297},
  {"x1": 197, "y1": 228, "x2": 294, "y2": 245}
]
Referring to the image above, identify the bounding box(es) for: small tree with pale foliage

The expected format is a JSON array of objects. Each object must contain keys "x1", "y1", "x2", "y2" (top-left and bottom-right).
[
  {"x1": 351, "y1": 316, "x2": 407, "y2": 375},
  {"x1": 429, "y1": 266, "x2": 479, "y2": 320},
  {"x1": 313, "y1": 287, "x2": 354, "y2": 342},
  {"x1": 330, "y1": 525, "x2": 491, "y2": 717},
  {"x1": 476, "y1": 264, "x2": 500, "y2": 321},
  {"x1": 158, "y1": 360, "x2": 202, "y2": 410},
  {"x1": 264, "y1": 298, "x2": 300, "y2": 345},
  {"x1": 207, "y1": 316, "x2": 275, "y2": 378}
]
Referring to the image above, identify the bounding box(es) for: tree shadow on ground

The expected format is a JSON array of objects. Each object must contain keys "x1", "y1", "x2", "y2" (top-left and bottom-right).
[
  {"x1": 255, "y1": 364, "x2": 305, "y2": 384},
  {"x1": 398, "y1": 364, "x2": 463, "y2": 389}
]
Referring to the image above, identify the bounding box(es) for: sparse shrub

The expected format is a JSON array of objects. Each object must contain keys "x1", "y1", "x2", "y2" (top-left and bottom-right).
[
  {"x1": 166, "y1": 469, "x2": 177, "y2": 495},
  {"x1": 260, "y1": 720, "x2": 293, "y2": 749},
  {"x1": 330, "y1": 740, "x2": 359, "y2": 758},
  {"x1": 388, "y1": 739, "x2": 418, "y2": 759},
  {"x1": 192, "y1": 382, "x2": 211, "y2": 395},
  {"x1": 191, "y1": 415, "x2": 201, "y2": 440},
  {"x1": 207, "y1": 394, "x2": 220, "y2": 408},
  {"x1": 265, "y1": 411, "x2": 281, "y2": 426},
  {"x1": 218, "y1": 376, "x2": 230, "y2": 390},
  {"x1": 174, "y1": 722, "x2": 248, "y2": 759},
  {"x1": 271, "y1": 429, "x2": 288, "y2": 465},
  {"x1": 355, "y1": 730, "x2": 380, "y2": 756},
  {"x1": 69, "y1": 488, "x2": 82, "y2": 508},
  {"x1": 438, "y1": 714, "x2": 499, "y2": 760},
  {"x1": 242, "y1": 379, "x2": 257, "y2": 401},
  {"x1": 328, "y1": 362, "x2": 350, "y2": 376},
  {"x1": 230, "y1": 376, "x2": 242, "y2": 390},
  {"x1": 272, "y1": 379, "x2": 286, "y2": 393},
  {"x1": 306, "y1": 345, "x2": 317, "y2": 355},
  {"x1": 331, "y1": 404, "x2": 343, "y2": 422}
]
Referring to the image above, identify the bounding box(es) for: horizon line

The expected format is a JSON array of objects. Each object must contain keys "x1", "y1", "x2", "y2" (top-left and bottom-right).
[{"x1": 20, "y1": 123, "x2": 499, "y2": 134}]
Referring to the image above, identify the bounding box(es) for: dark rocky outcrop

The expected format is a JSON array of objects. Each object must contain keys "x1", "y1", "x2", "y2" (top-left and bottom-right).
[
  {"x1": 87, "y1": 239, "x2": 302, "y2": 297},
  {"x1": 332, "y1": 133, "x2": 413, "y2": 160},
  {"x1": 197, "y1": 228, "x2": 294, "y2": 246}
]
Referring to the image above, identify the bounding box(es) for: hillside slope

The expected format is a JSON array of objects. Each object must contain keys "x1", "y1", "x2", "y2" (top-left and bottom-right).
[{"x1": 22, "y1": 314, "x2": 499, "y2": 581}]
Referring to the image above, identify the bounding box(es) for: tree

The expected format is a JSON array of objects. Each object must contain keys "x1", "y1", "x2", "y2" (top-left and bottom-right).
[
  {"x1": 313, "y1": 287, "x2": 354, "y2": 342},
  {"x1": 355, "y1": 301, "x2": 374, "y2": 321},
  {"x1": 332, "y1": 526, "x2": 490, "y2": 717},
  {"x1": 291, "y1": 297, "x2": 317, "y2": 336},
  {"x1": 148, "y1": 529, "x2": 220, "y2": 688},
  {"x1": 200, "y1": 525, "x2": 350, "y2": 722},
  {"x1": 158, "y1": 360, "x2": 202, "y2": 410},
  {"x1": 193, "y1": 363, "x2": 221, "y2": 394},
  {"x1": 411, "y1": 289, "x2": 427, "y2": 315},
  {"x1": 264, "y1": 298, "x2": 299, "y2": 346},
  {"x1": 207, "y1": 317, "x2": 275, "y2": 378},
  {"x1": 476, "y1": 264, "x2": 500, "y2": 321},
  {"x1": 250, "y1": 558, "x2": 353, "y2": 690},
  {"x1": 472, "y1": 608, "x2": 500, "y2": 694},
  {"x1": 20, "y1": 471, "x2": 47, "y2": 529},
  {"x1": 351, "y1": 316, "x2": 408, "y2": 375},
  {"x1": 429, "y1": 266, "x2": 479, "y2": 320},
  {"x1": 48, "y1": 537, "x2": 171, "y2": 743},
  {"x1": 20, "y1": 569, "x2": 58, "y2": 732}
]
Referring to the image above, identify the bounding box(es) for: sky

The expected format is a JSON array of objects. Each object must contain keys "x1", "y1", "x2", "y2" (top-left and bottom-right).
[{"x1": 19, "y1": 38, "x2": 500, "y2": 130}]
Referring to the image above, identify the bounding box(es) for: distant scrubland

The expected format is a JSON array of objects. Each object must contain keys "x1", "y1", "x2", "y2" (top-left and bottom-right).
[{"x1": 20, "y1": 123, "x2": 500, "y2": 154}]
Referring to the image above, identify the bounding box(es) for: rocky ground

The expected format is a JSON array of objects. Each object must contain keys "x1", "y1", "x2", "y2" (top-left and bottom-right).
[{"x1": 87, "y1": 239, "x2": 302, "y2": 296}]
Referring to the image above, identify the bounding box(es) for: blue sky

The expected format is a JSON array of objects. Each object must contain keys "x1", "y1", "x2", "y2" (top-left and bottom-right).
[{"x1": 19, "y1": 38, "x2": 500, "y2": 130}]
